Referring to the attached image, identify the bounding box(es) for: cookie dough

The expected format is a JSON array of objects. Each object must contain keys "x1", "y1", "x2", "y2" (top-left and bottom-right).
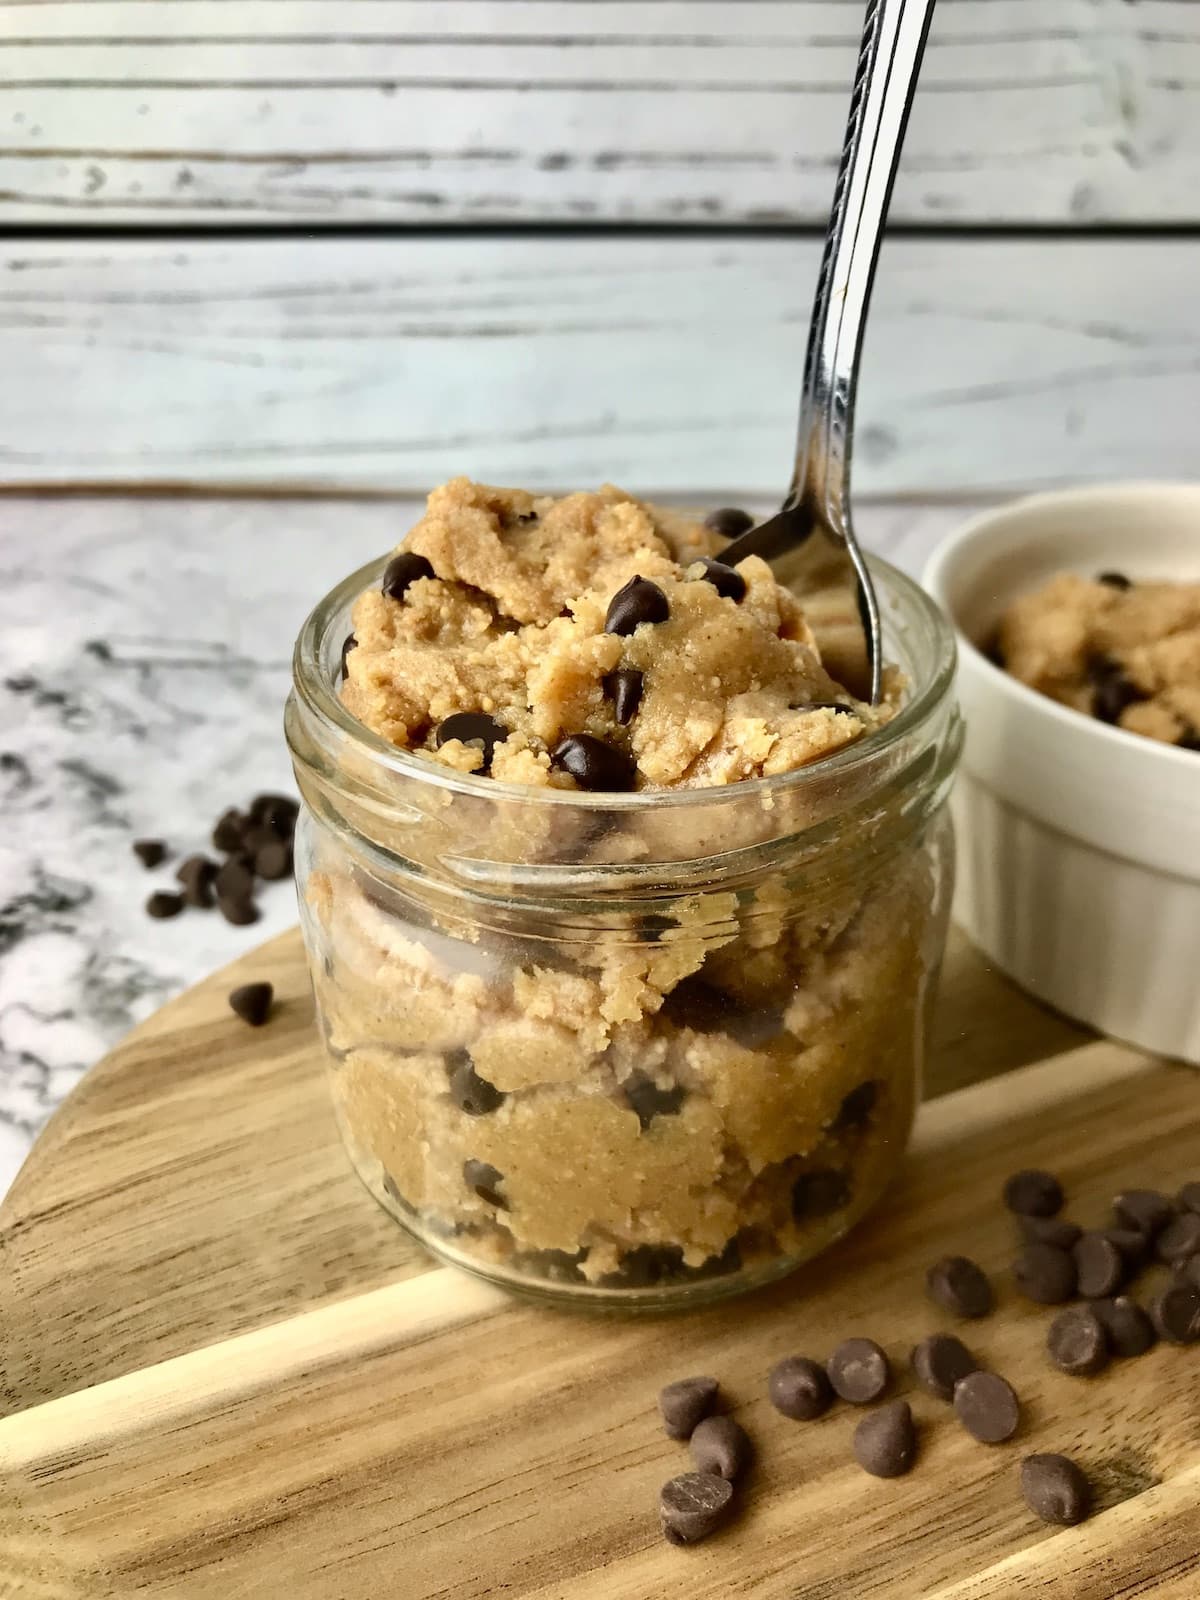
[{"x1": 996, "y1": 571, "x2": 1200, "y2": 750}]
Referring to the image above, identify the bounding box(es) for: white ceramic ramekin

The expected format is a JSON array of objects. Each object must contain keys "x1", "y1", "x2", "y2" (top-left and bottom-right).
[{"x1": 924, "y1": 483, "x2": 1200, "y2": 1064}]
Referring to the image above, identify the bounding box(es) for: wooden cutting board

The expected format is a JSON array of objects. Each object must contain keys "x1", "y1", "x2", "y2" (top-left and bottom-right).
[{"x1": 3, "y1": 925, "x2": 1199, "y2": 1599}]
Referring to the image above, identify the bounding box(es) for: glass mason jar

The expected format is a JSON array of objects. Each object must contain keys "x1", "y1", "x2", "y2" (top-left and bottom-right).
[{"x1": 286, "y1": 553, "x2": 962, "y2": 1310}]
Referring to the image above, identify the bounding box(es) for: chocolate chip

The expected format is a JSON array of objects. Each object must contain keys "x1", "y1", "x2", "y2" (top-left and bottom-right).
[
  {"x1": 1155, "y1": 1211, "x2": 1200, "y2": 1265},
  {"x1": 216, "y1": 857, "x2": 256, "y2": 904},
  {"x1": 624, "y1": 1071, "x2": 685, "y2": 1130},
  {"x1": 1105, "y1": 1226, "x2": 1151, "y2": 1270},
  {"x1": 954, "y1": 1371, "x2": 1020, "y2": 1444},
  {"x1": 1003, "y1": 1169, "x2": 1064, "y2": 1218},
  {"x1": 659, "y1": 1375, "x2": 719, "y2": 1441},
  {"x1": 249, "y1": 793, "x2": 298, "y2": 834},
  {"x1": 608, "y1": 1243, "x2": 685, "y2": 1288},
  {"x1": 229, "y1": 981, "x2": 274, "y2": 1027},
  {"x1": 689, "y1": 1415, "x2": 751, "y2": 1481},
  {"x1": 551, "y1": 733, "x2": 636, "y2": 792},
  {"x1": 926, "y1": 1255, "x2": 994, "y2": 1319},
  {"x1": 1091, "y1": 1295, "x2": 1156, "y2": 1358},
  {"x1": 463, "y1": 1158, "x2": 508, "y2": 1209},
  {"x1": 602, "y1": 667, "x2": 644, "y2": 726},
  {"x1": 212, "y1": 807, "x2": 248, "y2": 854},
  {"x1": 1179, "y1": 728, "x2": 1200, "y2": 752},
  {"x1": 827, "y1": 1338, "x2": 889, "y2": 1404},
  {"x1": 703, "y1": 507, "x2": 755, "y2": 540},
  {"x1": 1113, "y1": 1188, "x2": 1175, "y2": 1238},
  {"x1": 1014, "y1": 1242, "x2": 1078, "y2": 1305},
  {"x1": 175, "y1": 853, "x2": 218, "y2": 908},
  {"x1": 1072, "y1": 1232, "x2": 1125, "y2": 1298},
  {"x1": 853, "y1": 1400, "x2": 917, "y2": 1479},
  {"x1": 434, "y1": 712, "x2": 507, "y2": 774},
  {"x1": 768, "y1": 1356, "x2": 834, "y2": 1421},
  {"x1": 1177, "y1": 1182, "x2": 1200, "y2": 1215},
  {"x1": 1047, "y1": 1307, "x2": 1109, "y2": 1377},
  {"x1": 1179, "y1": 1254, "x2": 1200, "y2": 1290},
  {"x1": 1097, "y1": 571, "x2": 1132, "y2": 591},
  {"x1": 692, "y1": 557, "x2": 746, "y2": 603},
  {"x1": 659, "y1": 1471, "x2": 734, "y2": 1546},
  {"x1": 255, "y1": 839, "x2": 293, "y2": 881},
  {"x1": 604, "y1": 574, "x2": 669, "y2": 636},
  {"x1": 660, "y1": 974, "x2": 730, "y2": 1032},
  {"x1": 833, "y1": 1080, "x2": 878, "y2": 1133},
  {"x1": 217, "y1": 893, "x2": 260, "y2": 927},
  {"x1": 910, "y1": 1334, "x2": 978, "y2": 1402},
  {"x1": 340, "y1": 633, "x2": 357, "y2": 678},
  {"x1": 133, "y1": 838, "x2": 167, "y2": 869},
  {"x1": 1020, "y1": 1215, "x2": 1082, "y2": 1251},
  {"x1": 145, "y1": 890, "x2": 184, "y2": 920},
  {"x1": 1088, "y1": 655, "x2": 1144, "y2": 723},
  {"x1": 448, "y1": 1055, "x2": 506, "y2": 1116},
  {"x1": 381, "y1": 551, "x2": 435, "y2": 600},
  {"x1": 1152, "y1": 1282, "x2": 1200, "y2": 1344},
  {"x1": 1020, "y1": 1453, "x2": 1092, "y2": 1525},
  {"x1": 792, "y1": 1169, "x2": 850, "y2": 1221}
]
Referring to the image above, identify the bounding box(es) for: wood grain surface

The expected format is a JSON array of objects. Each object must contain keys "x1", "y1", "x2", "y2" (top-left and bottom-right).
[
  {"x1": 1, "y1": 0, "x2": 1196, "y2": 225},
  {"x1": 4, "y1": 925, "x2": 1200, "y2": 1598}
]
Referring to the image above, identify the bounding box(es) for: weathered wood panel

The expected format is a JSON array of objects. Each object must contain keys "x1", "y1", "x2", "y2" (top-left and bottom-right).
[
  {"x1": 1, "y1": 235, "x2": 1197, "y2": 494},
  {"x1": 0, "y1": 0, "x2": 1197, "y2": 224}
]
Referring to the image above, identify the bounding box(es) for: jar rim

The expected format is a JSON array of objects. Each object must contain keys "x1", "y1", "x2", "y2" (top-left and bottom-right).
[{"x1": 291, "y1": 549, "x2": 957, "y2": 814}]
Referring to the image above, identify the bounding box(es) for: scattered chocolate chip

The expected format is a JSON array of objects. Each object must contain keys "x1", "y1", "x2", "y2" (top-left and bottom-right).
[
  {"x1": 827, "y1": 1338, "x2": 889, "y2": 1405},
  {"x1": 435, "y1": 711, "x2": 507, "y2": 772},
  {"x1": 255, "y1": 839, "x2": 293, "y2": 881},
  {"x1": 853, "y1": 1400, "x2": 917, "y2": 1479},
  {"x1": 1091, "y1": 1296, "x2": 1157, "y2": 1358},
  {"x1": 216, "y1": 857, "x2": 256, "y2": 905},
  {"x1": 551, "y1": 733, "x2": 636, "y2": 792},
  {"x1": 926, "y1": 1255, "x2": 994, "y2": 1319},
  {"x1": 1073, "y1": 1232, "x2": 1126, "y2": 1299},
  {"x1": 1104, "y1": 1226, "x2": 1151, "y2": 1270},
  {"x1": 910, "y1": 1333, "x2": 978, "y2": 1402},
  {"x1": 1020, "y1": 1215, "x2": 1082, "y2": 1251},
  {"x1": 609, "y1": 1243, "x2": 685, "y2": 1288},
  {"x1": 768, "y1": 1356, "x2": 835, "y2": 1421},
  {"x1": 833, "y1": 1080, "x2": 878, "y2": 1133},
  {"x1": 1047, "y1": 1307, "x2": 1110, "y2": 1377},
  {"x1": 1003, "y1": 1169, "x2": 1064, "y2": 1218},
  {"x1": 604, "y1": 574, "x2": 669, "y2": 636},
  {"x1": 212, "y1": 808, "x2": 248, "y2": 854},
  {"x1": 954, "y1": 1370, "x2": 1020, "y2": 1444},
  {"x1": 689, "y1": 1414, "x2": 751, "y2": 1481},
  {"x1": 791, "y1": 1168, "x2": 850, "y2": 1220},
  {"x1": 1152, "y1": 1282, "x2": 1200, "y2": 1344},
  {"x1": 145, "y1": 890, "x2": 184, "y2": 920},
  {"x1": 692, "y1": 557, "x2": 747, "y2": 603},
  {"x1": 624, "y1": 1071, "x2": 685, "y2": 1130},
  {"x1": 1155, "y1": 1211, "x2": 1200, "y2": 1265},
  {"x1": 132, "y1": 838, "x2": 167, "y2": 869},
  {"x1": 1177, "y1": 1182, "x2": 1200, "y2": 1215},
  {"x1": 703, "y1": 507, "x2": 755, "y2": 540},
  {"x1": 463, "y1": 1158, "x2": 508, "y2": 1209},
  {"x1": 228, "y1": 981, "x2": 274, "y2": 1027},
  {"x1": 175, "y1": 853, "x2": 218, "y2": 908},
  {"x1": 1014, "y1": 1242, "x2": 1078, "y2": 1305},
  {"x1": 1020, "y1": 1453, "x2": 1092, "y2": 1526},
  {"x1": 1179, "y1": 1255, "x2": 1200, "y2": 1290},
  {"x1": 340, "y1": 633, "x2": 357, "y2": 678},
  {"x1": 448, "y1": 1055, "x2": 506, "y2": 1116},
  {"x1": 659, "y1": 1376, "x2": 719, "y2": 1441},
  {"x1": 1113, "y1": 1188, "x2": 1175, "y2": 1238},
  {"x1": 217, "y1": 893, "x2": 260, "y2": 927},
  {"x1": 381, "y1": 551, "x2": 435, "y2": 600},
  {"x1": 1089, "y1": 655, "x2": 1144, "y2": 723},
  {"x1": 249, "y1": 793, "x2": 298, "y2": 834},
  {"x1": 1096, "y1": 571, "x2": 1132, "y2": 591},
  {"x1": 659, "y1": 1471, "x2": 734, "y2": 1546},
  {"x1": 602, "y1": 667, "x2": 644, "y2": 726}
]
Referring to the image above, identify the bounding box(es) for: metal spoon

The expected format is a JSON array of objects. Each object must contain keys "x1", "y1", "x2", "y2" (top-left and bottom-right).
[{"x1": 719, "y1": 0, "x2": 938, "y2": 704}]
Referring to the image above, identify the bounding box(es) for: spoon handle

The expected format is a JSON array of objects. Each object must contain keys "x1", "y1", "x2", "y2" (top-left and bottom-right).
[{"x1": 789, "y1": 0, "x2": 938, "y2": 530}]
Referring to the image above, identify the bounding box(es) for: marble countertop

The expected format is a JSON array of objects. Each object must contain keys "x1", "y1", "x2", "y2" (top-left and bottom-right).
[{"x1": 0, "y1": 492, "x2": 966, "y2": 1200}]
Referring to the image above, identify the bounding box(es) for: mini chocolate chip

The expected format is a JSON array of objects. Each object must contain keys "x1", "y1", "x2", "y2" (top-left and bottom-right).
[
  {"x1": 145, "y1": 890, "x2": 184, "y2": 920},
  {"x1": 689, "y1": 1414, "x2": 751, "y2": 1481},
  {"x1": 1178, "y1": 727, "x2": 1200, "y2": 752},
  {"x1": 1089, "y1": 656, "x2": 1144, "y2": 723},
  {"x1": 448, "y1": 1056, "x2": 506, "y2": 1116},
  {"x1": 1113, "y1": 1188, "x2": 1175, "y2": 1238},
  {"x1": 954, "y1": 1371, "x2": 1020, "y2": 1444},
  {"x1": 551, "y1": 733, "x2": 636, "y2": 792},
  {"x1": 768, "y1": 1356, "x2": 834, "y2": 1421},
  {"x1": 229, "y1": 982, "x2": 274, "y2": 1027},
  {"x1": 703, "y1": 506, "x2": 755, "y2": 540},
  {"x1": 341, "y1": 633, "x2": 357, "y2": 678},
  {"x1": 1020, "y1": 1454, "x2": 1092, "y2": 1526},
  {"x1": 1020, "y1": 1215, "x2": 1082, "y2": 1251},
  {"x1": 1096, "y1": 571, "x2": 1132, "y2": 591},
  {"x1": 853, "y1": 1400, "x2": 917, "y2": 1479},
  {"x1": 175, "y1": 853, "x2": 218, "y2": 909},
  {"x1": 910, "y1": 1334, "x2": 978, "y2": 1402},
  {"x1": 833, "y1": 1080, "x2": 878, "y2": 1133},
  {"x1": 1178, "y1": 1182, "x2": 1200, "y2": 1215},
  {"x1": 1014, "y1": 1242, "x2": 1078, "y2": 1305},
  {"x1": 1003, "y1": 1169, "x2": 1064, "y2": 1218},
  {"x1": 827, "y1": 1338, "x2": 889, "y2": 1404},
  {"x1": 463, "y1": 1158, "x2": 508, "y2": 1209},
  {"x1": 792, "y1": 1169, "x2": 850, "y2": 1221},
  {"x1": 1073, "y1": 1232, "x2": 1126, "y2": 1298},
  {"x1": 926, "y1": 1255, "x2": 994, "y2": 1319},
  {"x1": 1091, "y1": 1296, "x2": 1157, "y2": 1357},
  {"x1": 255, "y1": 839, "x2": 293, "y2": 881},
  {"x1": 659, "y1": 1375, "x2": 719, "y2": 1441},
  {"x1": 1151, "y1": 1282, "x2": 1200, "y2": 1344},
  {"x1": 133, "y1": 838, "x2": 167, "y2": 869},
  {"x1": 659, "y1": 1471, "x2": 734, "y2": 1546},
  {"x1": 1047, "y1": 1307, "x2": 1109, "y2": 1377},
  {"x1": 692, "y1": 557, "x2": 746, "y2": 603},
  {"x1": 604, "y1": 574, "x2": 669, "y2": 636},
  {"x1": 216, "y1": 857, "x2": 256, "y2": 903},
  {"x1": 381, "y1": 551, "x2": 435, "y2": 600},
  {"x1": 217, "y1": 893, "x2": 260, "y2": 927},
  {"x1": 624, "y1": 1071, "x2": 685, "y2": 1130},
  {"x1": 1155, "y1": 1211, "x2": 1200, "y2": 1265},
  {"x1": 435, "y1": 711, "x2": 507, "y2": 773},
  {"x1": 602, "y1": 667, "x2": 644, "y2": 726},
  {"x1": 212, "y1": 807, "x2": 248, "y2": 854}
]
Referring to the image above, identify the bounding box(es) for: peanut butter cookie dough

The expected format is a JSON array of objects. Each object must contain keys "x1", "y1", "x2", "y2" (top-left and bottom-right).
[{"x1": 996, "y1": 570, "x2": 1200, "y2": 750}]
